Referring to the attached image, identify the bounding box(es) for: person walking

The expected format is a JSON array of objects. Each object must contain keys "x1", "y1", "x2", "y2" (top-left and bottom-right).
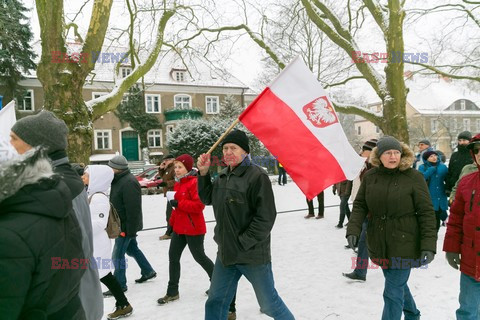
[
  {"x1": 0, "y1": 145, "x2": 86, "y2": 319},
  {"x1": 445, "y1": 131, "x2": 473, "y2": 197},
  {"x1": 333, "y1": 180, "x2": 352, "y2": 228},
  {"x1": 278, "y1": 162, "x2": 287, "y2": 185},
  {"x1": 10, "y1": 110, "x2": 103, "y2": 319},
  {"x1": 158, "y1": 154, "x2": 176, "y2": 240},
  {"x1": 418, "y1": 150, "x2": 449, "y2": 231},
  {"x1": 82, "y1": 165, "x2": 133, "y2": 319},
  {"x1": 107, "y1": 155, "x2": 157, "y2": 294},
  {"x1": 347, "y1": 136, "x2": 437, "y2": 320},
  {"x1": 413, "y1": 139, "x2": 433, "y2": 170},
  {"x1": 342, "y1": 138, "x2": 377, "y2": 281},
  {"x1": 157, "y1": 154, "x2": 215, "y2": 305},
  {"x1": 197, "y1": 129, "x2": 295, "y2": 320},
  {"x1": 444, "y1": 133, "x2": 480, "y2": 320},
  {"x1": 304, "y1": 192, "x2": 324, "y2": 219}
]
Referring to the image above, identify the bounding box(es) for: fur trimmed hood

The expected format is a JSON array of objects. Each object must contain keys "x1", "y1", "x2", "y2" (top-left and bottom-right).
[
  {"x1": 0, "y1": 148, "x2": 54, "y2": 203},
  {"x1": 369, "y1": 142, "x2": 415, "y2": 171}
]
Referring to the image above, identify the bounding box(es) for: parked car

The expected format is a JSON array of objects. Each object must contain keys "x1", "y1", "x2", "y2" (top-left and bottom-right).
[{"x1": 135, "y1": 166, "x2": 163, "y2": 189}]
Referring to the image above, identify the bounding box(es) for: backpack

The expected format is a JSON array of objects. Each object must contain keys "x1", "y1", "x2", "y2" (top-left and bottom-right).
[{"x1": 88, "y1": 192, "x2": 122, "y2": 239}]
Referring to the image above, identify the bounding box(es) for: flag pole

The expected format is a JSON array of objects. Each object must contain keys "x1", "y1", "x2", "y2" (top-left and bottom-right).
[{"x1": 207, "y1": 118, "x2": 240, "y2": 154}]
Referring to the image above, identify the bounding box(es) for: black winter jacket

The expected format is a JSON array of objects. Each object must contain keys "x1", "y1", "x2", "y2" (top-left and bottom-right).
[
  {"x1": 446, "y1": 145, "x2": 473, "y2": 192},
  {"x1": 198, "y1": 160, "x2": 276, "y2": 266},
  {"x1": 110, "y1": 169, "x2": 143, "y2": 236},
  {"x1": 0, "y1": 150, "x2": 85, "y2": 319}
]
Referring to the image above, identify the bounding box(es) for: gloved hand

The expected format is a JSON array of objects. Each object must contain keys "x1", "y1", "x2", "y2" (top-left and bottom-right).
[
  {"x1": 420, "y1": 251, "x2": 435, "y2": 265},
  {"x1": 347, "y1": 235, "x2": 358, "y2": 249},
  {"x1": 169, "y1": 200, "x2": 178, "y2": 208},
  {"x1": 158, "y1": 181, "x2": 167, "y2": 187},
  {"x1": 446, "y1": 252, "x2": 460, "y2": 270}
]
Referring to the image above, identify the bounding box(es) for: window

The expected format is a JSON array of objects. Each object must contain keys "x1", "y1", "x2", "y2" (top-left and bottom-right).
[
  {"x1": 460, "y1": 100, "x2": 466, "y2": 111},
  {"x1": 463, "y1": 118, "x2": 471, "y2": 131},
  {"x1": 453, "y1": 118, "x2": 458, "y2": 131},
  {"x1": 145, "y1": 94, "x2": 161, "y2": 113},
  {"x1": 357, "y1": 126, "x2": 361, "y2": 135},
  {"x1": 148, "y1": 130, "x2": 162, "y2": 148},
  {"x1": 174, "y1": 71, "x2": 186, "y2": 82},
  {"x1": 431, "y1": 119, "x2": 439, "y2": 133},
  {"x1": 205, "y1": 96, "x2": 219, "y2": 114},
  {"x1": 174, "y1": 94, "x2": 191, "y2": 109},
  {"x1": 120, "y1": 67, "x2": 132, "y2": 78},
  {"x1": 94, "y1": 130, "x2": 112, "y2": 150},
  {"x1": 92, "y1": 92, "x2": 107, "y2": 100},
  {"x1": 19, "y1": 90, "x2": 34, "y2": 111}
]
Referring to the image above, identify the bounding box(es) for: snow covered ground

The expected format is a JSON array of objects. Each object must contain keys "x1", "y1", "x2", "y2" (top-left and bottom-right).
[{"x1": 102, "y1": 181, "x2": 460, "y2": 320}]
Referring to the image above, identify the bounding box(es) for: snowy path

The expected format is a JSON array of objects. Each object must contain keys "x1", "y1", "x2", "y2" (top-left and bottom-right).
[{"x1": 102, "y1": 182, "x2": 458, "y2": 320}]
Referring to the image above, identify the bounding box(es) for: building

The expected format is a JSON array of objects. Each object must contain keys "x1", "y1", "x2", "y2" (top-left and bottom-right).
[
  {"x1": 354, "y1": 74, "x2": 480, "y2": 158},
  {"x1": 12, "y1": 51, "x2": 254, "y2": 163}
]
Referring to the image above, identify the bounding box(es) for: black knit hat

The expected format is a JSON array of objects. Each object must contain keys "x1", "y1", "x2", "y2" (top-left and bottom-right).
[
  {"x1": 376, "y1": 136, "x2": 402, "y2": 156},
  {"x1": 11, "y1": 110, "x2": 68, "y2": 152},
  {"x1": 458, "y1": 131, "x2": 472, "y2": 141},
  {"x1": 422, "y1": 150, "x2": 438, "y2": 162},
  {"x1": 221, "y1": 129, "x2": 250, "y2": 153},
  {"x1": 362, "y1": 138, "x2": 378, "y2": 151}
]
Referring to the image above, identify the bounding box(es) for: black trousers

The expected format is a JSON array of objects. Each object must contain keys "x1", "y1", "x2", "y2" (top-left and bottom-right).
[
  {"x1": 165, "y1": 201, "x2": 173, "y2": 236},
  {"x1": 100, "y1": 272, "x2": 129, "y2": 307},
  {"x1": 167, "y1": 233, "x2": 214, "y2": 296},
  {"x1": 306, "y1": 192, "x2": 324, "y2": 216}
]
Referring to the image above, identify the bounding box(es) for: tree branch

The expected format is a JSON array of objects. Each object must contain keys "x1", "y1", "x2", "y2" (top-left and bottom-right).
[
  {"x1": 324, "y1": 75, "x2": 365, "y2": 88},
  {"x1": 405, "y1": 62, "x2": 480, "y2": 81},
  {"x1": 362, "y1": 0, "x2": 387, "y2": 33}
]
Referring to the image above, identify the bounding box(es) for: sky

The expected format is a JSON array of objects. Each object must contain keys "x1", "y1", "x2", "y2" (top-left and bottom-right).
[{"x1": 99, "y1": 180, "x2": 461, "y2": 320}]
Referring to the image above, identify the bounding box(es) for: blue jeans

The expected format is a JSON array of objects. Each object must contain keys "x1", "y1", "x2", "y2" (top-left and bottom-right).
[
  {"x1": 354, "y1": 220, "x2": 369, "y2": 278},
  {"x1": 457, "y1": 273, "x2": 480, "y2": 319},
  {"x1": 112, "y1": 236, "x2": 155, "y2": 289},
  {"x1": 205, "y1": 257, "x2": 294, "y2": 320},
  {"x1": 382, "y1": 268, "x2": 420, "y2": 320},
  {"x1": 338, "y1": 195, "x2": 351, "y2": 226}
]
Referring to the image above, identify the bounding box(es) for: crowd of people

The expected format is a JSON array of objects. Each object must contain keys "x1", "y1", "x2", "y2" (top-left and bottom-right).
[{"x1": 1, "y1": 109, "x2": 479, "y2": 320}]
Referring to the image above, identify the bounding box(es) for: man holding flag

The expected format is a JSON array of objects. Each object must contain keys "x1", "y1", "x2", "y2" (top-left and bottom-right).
[{"x1": 198, "y1": 129, "x2": 295, "y2": 320}]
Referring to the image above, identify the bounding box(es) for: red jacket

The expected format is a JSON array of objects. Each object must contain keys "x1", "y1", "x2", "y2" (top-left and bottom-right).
[
  {"x1": 444, "y1": 171, "x2": 480, "y2": 280},
  {"x1": 170, "y1": 175, "x2": 206, "y2": 235}
]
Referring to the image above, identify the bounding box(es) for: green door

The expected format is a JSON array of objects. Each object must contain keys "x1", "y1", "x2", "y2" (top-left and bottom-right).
[{"x1": 122, "y1": 131, "x2": 139, "y2": 161}]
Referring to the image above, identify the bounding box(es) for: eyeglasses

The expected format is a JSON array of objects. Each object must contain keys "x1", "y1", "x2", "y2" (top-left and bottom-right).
[
  {"x1": 383, "y1": 151, "x2": 402, "y2": 157},
  {"x1": 473, "y1": 148, "x2": 480, "y2": 154}
]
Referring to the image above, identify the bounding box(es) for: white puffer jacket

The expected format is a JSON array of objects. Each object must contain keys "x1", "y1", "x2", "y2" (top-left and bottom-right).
[{"x1": 86, "y1": 165, "x2": 114, "y2": 278}]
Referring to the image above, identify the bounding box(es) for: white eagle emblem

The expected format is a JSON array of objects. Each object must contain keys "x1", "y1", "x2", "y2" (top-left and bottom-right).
[{"x1": 302, "y1": 96, "x2": 338, "y2": 128}]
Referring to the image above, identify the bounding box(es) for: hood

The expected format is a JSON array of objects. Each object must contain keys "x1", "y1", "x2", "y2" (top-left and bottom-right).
[
  {"x1": 0, "y1": 148, "x2": 54, "y2": 203},
  {"x1": 369, "y1": 142, "x2": 415, "y2": 171},
  {"x1": 0, "y1": 148, "x2": 72, "y2": 219},
  {"x1": 86, "y1": 165, "x2": 114, "y2": 195}
]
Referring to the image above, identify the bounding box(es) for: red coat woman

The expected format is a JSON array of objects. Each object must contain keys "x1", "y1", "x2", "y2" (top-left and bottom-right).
[{"x1": 157, "y1": 154, "x2": 214, "y2": 306}]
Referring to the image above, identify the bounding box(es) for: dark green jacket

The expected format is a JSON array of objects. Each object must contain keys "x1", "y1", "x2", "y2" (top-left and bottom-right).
[
  {"x1": 198, "y1": 160, "x2": 276, "y2": 266},
  {"x1": 347, "y1": 143, "x2": 437, "y2": 267},
  {"x1": 0, "y1": 150, "x2": 85, "y2": 319}
]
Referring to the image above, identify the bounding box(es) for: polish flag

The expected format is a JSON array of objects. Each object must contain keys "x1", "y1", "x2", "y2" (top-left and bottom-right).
[{"x1": 239, "y1": 57, "x2": 365, "y2": 200}]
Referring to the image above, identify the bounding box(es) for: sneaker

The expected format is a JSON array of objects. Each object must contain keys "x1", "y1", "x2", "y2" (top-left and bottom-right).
[
  {"x1": 159, "y1": 234, "x2": 172, "y2": 240},
  {"x1": 304, "y1": 214, "x2": 315, "y2": 219},
  {"x1": 335, "y1": 224, "x2": 343, "y2": 229},
  {"x1": 228, "y1": 311, "x2": 237, "y2": 320},
  {"x1": 135, "y1": 272, "x2": 157, "y2": 283},
  {"x1": 157, "y1": 294, "x2": 179, "y2": 305},
  {"x1": 103, "y1": 287, "x2": 127, "y2": 297},
  {"x1": 315, "y1": 215, "x2": 324, "y2": 219},
  {"x1": 342, "y1": 272, "x2": 366, "y2": 281},
  {"x1": 107, "y1": 304, "x2": 133, "y2": 319}
]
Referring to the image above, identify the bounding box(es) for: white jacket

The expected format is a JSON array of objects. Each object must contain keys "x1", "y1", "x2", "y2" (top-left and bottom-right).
[{"x1": 86, "y1": 165, "x2": 114, "y2": 278}]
